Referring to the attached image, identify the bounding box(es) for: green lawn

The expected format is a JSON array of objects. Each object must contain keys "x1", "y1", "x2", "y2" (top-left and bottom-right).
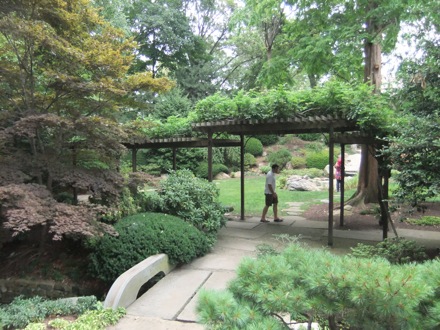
[{"x1": 215, "y1": 176, "x2": 348, "y2": 217}]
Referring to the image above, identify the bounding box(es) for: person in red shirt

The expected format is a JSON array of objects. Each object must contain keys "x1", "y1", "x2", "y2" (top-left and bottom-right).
[{"x1": 335, "y1": 156, "x2": 343, "y2": 192}]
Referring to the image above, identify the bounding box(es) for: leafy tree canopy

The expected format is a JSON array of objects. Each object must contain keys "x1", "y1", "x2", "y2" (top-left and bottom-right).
[
  {"x1": 0, "y1": 0, "x2": 173, "y2": 242},
  {"x1": 386, "y1": 39, "x2": 440, "y2": 205}
]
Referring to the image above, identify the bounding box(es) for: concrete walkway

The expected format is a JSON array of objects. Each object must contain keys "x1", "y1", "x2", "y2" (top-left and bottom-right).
[{"x1": 108, "y1": 202, "x2": 440, "y2": 329}]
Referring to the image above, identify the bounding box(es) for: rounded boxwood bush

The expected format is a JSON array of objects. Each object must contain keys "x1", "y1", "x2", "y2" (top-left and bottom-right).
[
  {"x1": 267, "y1": 148, "x2": 292, "y2": 169},
  {"x1": 195, "y1": 162, "x2": 229, "y2": 179},
  {"x1": 244, "y1": 137, "x2": 263, "y2": 156},
  {"x1": 158, "y1": 170, "x2": 226, "y2": 236},
  {"x1": 258, "y1": 134, "x2": 279, "y2": 146},
  {"x1": 244, "y1": 153, "x2": 256, "y2": 168},
  {"x1": 88, "y1": 212, "x2": 211, "y2": 283},
  {"x1": 306, "y1": 150, "x2": 330, "y2": 169},
  {"x1": 291, "y1": 156, "x2": 306, "y2": 169}
]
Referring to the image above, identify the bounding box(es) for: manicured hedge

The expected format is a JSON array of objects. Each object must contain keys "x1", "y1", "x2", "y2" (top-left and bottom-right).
[{"x1": 88, "y1": 212, "x2": 211, "y2": 283}]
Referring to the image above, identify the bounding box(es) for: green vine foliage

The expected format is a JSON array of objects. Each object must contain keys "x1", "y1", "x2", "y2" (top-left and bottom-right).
[
  {"x1": 125, "y1": 81, "x2": 394, "y2": 140},
  {"x1": 197, "y1": 242, "x2": 440, "y2": 330},
  {"x1": 193, "y1": 81, "x2": 394, "y2": 136}
]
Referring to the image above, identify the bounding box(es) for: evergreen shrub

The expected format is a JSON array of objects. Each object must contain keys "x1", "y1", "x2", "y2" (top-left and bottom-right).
[
  {"x1": 197, "y1": 242, "x2": 440, "y2": 329},
  {"x1": 89, "y1": 213, "x2": 211, "y2": 283},
  {"x1": 258, "y1": 134, "x2": 279, "y2": 146},
  {"x1": 244, "y1": 137, "x2": 263, "y2": 156},
  {"x1": 290, "y1": 156, "x2": 306, "y2": 169},
  {"x1": 195, "y1": 162, "x2": 229, "y2": 179},
  {"x1": 306, "y1": 150, "x2": 329, "y2": 169},
  {"x1": 297, "y1": 133, "x2": 322, "y2": 141},
  {"x1": 244, "y1": 153, "x2": 256, "y2": 168},
  {"x1": 260, "y1": 165, "x2": 271, "y2": 174},
  {"x1": 158, "y1": 170, "x2": 226, "y2": 235},
  {"x1": 267, "y1": 148, "x2": 291, "y2": 169},
  {"x1": 304, "y1": 141, "x2": 325, "y2": 152}
]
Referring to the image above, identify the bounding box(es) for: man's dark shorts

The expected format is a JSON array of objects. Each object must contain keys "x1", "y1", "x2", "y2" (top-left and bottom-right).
[{"x1": 265, "y1": 193, "x2": 278, "y2": 206}]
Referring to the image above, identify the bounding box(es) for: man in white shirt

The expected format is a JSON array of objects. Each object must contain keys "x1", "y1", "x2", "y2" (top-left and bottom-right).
[{"x1": 260, "y1": 164, "x2": 283, "y2": 223}]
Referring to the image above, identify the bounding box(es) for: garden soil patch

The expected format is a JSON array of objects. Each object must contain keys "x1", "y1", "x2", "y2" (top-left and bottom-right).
[{"x1": 302, "y1": 201, "x2": 440, "y2": 232}]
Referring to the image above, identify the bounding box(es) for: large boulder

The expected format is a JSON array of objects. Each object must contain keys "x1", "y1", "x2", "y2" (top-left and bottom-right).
[{"x1": 286, "y1": 175, "x2": 329, "y2": 191}]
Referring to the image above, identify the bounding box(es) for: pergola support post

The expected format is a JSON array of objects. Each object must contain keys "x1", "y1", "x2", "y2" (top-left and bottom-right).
[
  {"x1": 339, "y1": 144, "x2": 345, "y2": 226},
  {"x1": 328, "y1": 128, "x2": 334, "y2": 246},
  {"x1": 240, "y1": 134, "x2": 245, "y2": 220},
  {"x1": 132, "y1": 148, "x2": 138, "y2": 172},
  {"x1": 208, "y1": 132, "x2": 213, "y2": 182},
  {"x1": 172, "y1": 148, "x2": 177, "y2": 171}
]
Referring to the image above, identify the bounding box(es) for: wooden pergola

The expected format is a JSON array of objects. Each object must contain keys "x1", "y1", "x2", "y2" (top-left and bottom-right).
[{"x1": 124, "y1": 114, "x2": 389, "y2": 246}]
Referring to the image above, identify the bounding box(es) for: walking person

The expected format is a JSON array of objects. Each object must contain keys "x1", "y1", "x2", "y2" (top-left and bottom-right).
[{"x1": 261, "y1": 164, "x2": 283, "y2": 223}]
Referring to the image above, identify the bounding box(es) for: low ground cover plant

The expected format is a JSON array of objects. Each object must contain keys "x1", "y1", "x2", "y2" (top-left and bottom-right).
[
  {"x1": 406, "y1": 216, "x2": 440, "y2": 226},
  {"x1": 0, "y1": 296, "x2": 115, "y2": 329},
  {"x1": 350, "y1": 237, "x2": 428, "y2": 264},
  {"x1": 88, "y1": 212, "x2": 211, "y2": 283}
]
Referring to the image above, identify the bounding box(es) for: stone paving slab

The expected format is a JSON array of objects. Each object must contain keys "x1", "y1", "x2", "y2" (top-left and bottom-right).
[
  {"x1": 224, "y1": 220, "x2": 260, "y2": 229},
  {"x1": 330, "y1": 229, "x2": 383, "y2": 241},
  {"x1": 126, "y1": 269, "x2": 211, "y2": 320},
  {"x1": 213, "y1": 235, "x2": 264, "y2": 252},
  {"x1": 177, "y1": 271, "x2": 237, "y2": 322},
  {"x1": 184, "y1": 252, "x2": 255, "y2": 271},
  {"x1": 218, "y1": 226, "x2": 267, "y2": 239},
  {"x1": 282, "y1": 207, "x2": 303, "y2": 213},
  {"x1": 108, "y1": 315, "x2": 204, "y2": 330}
]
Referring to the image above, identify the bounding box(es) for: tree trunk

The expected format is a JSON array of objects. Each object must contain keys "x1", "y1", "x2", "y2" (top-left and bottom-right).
[
  {"x1": 348, "y1": 144, "x2": 379, "y2": 206},
  {"x1": 350, "y1": 7, "x2": 383, "y2": 205}
]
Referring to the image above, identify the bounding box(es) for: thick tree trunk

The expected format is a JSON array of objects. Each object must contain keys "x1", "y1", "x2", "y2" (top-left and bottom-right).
[
  {"x1": 350, "y1": 9, "x2": 383, "y2": 205},
  {"x1": 348, "y1": 145, "x2": 379, "y2": 206}
]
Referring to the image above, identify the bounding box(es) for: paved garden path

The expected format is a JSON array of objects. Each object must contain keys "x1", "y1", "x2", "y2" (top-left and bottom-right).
[{"x1": 108, "y1": 201, "x2": 440, "y2": 329}]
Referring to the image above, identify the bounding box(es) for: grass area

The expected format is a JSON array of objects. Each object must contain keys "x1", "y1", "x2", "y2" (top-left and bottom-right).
[{"x1": 215, "y1": 176, "x2": 350, "y2": 217}]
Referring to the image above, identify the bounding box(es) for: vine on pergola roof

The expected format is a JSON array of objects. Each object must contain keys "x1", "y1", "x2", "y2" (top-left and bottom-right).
[{"x1": 123, "y1": 81, "x2": 393, "y2": 143}]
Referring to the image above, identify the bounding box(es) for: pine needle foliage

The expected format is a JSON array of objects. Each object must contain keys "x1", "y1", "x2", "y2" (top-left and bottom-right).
[{"x1": 197, "y1": 242, "x2": 440, "y2": 329}]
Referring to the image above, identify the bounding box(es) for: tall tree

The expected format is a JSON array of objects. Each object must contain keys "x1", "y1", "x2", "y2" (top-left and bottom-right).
[
  {"x1": 387, "y1": 27, "x2": 440, "y2": 205},
  {"x1": 0, "y1": 0, "x2": 173, "y2": 241},
  {"x1": 128, "y1": 0, "x2": 194, "y2": 78},
  {"x1": 284, "y1": 0, "x2": 415, "y2": 204},
  {"x1": 227, "y1": 0, "x2": 293, "y2": 89}
]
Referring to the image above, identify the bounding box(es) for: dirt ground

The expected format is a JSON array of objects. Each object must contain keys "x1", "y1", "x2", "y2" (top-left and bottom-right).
[{"x1": 302, "y1": 201, "x2": 440, "y2": 232}]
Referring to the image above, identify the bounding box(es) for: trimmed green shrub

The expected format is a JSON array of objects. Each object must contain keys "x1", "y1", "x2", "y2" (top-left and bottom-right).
[
  {"x1": 158, "y1": 170, "x2": 227, "y2": 235},
  {"x1": 258, "y1": 134, "x2": 279, "y2": 146},
  {"x1": 267, "y1": 148, "x2": 291, "y2": 169},
  {"x1": 260, "y1": 165, "x2": 271, "y2": 174},
  {"x1": 290, "y1": 156, "x2": 306, "y2": 169},
  {"x1": 244, "y1": 137, "x2": 263, "y2": 156},
  {"x1": 88, "y1": 213, "x2": 211, "y2": 283},
  {"x1": 297, "y1": 133, "x2": 322, "y2": 141},
  {"x1": 244, "y1": 153, "x2": 256, "y2": 168},
  {"x1": 195, "y1": 162, "x2": 229, "y2": 179},
  {"x1": 304, "y1": 141, "x2": 325, "y2": 152},
  {"x1": 305, "y1": 150, "x2": 330, "y2": 169}
]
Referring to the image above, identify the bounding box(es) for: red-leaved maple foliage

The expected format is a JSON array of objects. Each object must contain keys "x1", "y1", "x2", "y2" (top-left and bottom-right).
[
  {"x1": 0, "y1": 184, "x2": 117, "y2": 241},
  {"x1": 0, "y1": 0, "x2": 173, "y2": 244}
]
